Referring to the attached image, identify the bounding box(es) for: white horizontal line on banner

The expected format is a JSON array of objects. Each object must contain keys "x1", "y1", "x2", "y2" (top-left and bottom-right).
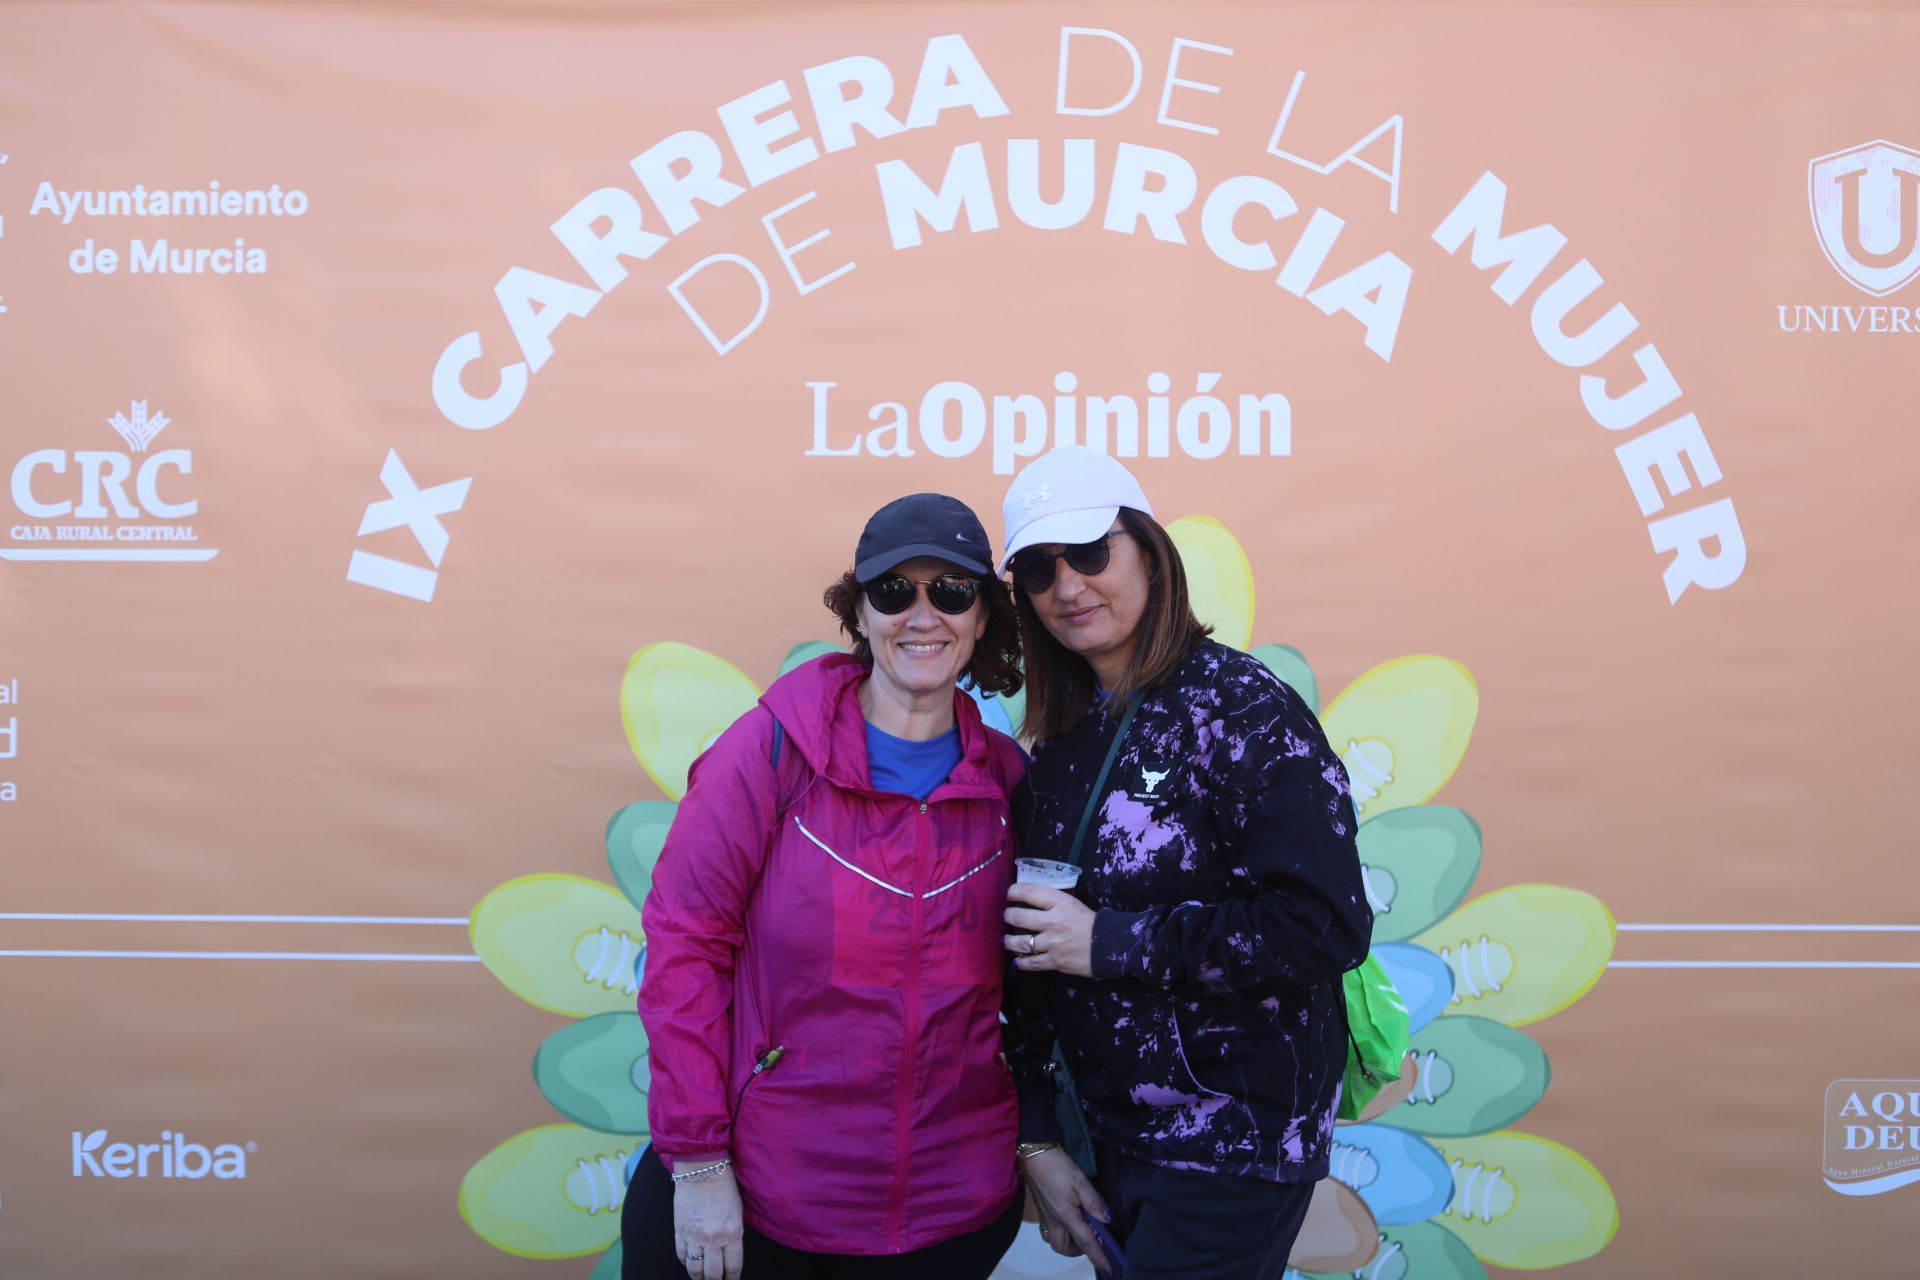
[
  {"x1": 0, "y1": 950, "x2": 481, "y2": 962},
  {"x1": 1617, "y1": 923, "x2": 1920, "y2": 932},
  {"x1": 0, "y1": 913, "x2": 469, "y2": 925},
  {"x1": 0, "y1": 548, "x2": 219, "y2": 562},
  {"x1": 1609, "y1": 960, "x2": 1920, "y2": 969}
]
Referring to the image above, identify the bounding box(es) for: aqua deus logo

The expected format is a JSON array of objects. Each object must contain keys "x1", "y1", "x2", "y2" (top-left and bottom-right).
[{"x1": 1824, "y1": 1080, "x2": 1920, "y2": 1196}]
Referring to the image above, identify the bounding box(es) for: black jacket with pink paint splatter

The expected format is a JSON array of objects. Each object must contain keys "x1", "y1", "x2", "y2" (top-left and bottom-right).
[{"x1": 1006, "y1": 640, "x2": 1372, "y2": 1182}]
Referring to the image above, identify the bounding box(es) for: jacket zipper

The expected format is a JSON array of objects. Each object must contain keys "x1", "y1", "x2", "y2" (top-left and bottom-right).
[
  {"x1": 886, "y1": 800, "x2": 930, "y2": 1248},
  {"x1": 730, "y1": 1044, "x2": 787, "y2": 1127}
]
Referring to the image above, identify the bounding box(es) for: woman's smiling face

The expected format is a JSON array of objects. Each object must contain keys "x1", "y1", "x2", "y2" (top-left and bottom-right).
[{"x1": 858, "y1": 556, "x2": 987, "y2": 705}]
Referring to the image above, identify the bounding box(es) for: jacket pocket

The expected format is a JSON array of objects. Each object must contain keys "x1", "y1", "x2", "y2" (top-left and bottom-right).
[
  {"x1": 1083, "y1": 997, "x2": 1223, "y2": 1111},
  {"x1": 1175, "y1": 989, "x2": 1338, "y2": 1122},
  {"x1": 1169, "y1": 1004, "x2": 1234, "y2": 1100}
]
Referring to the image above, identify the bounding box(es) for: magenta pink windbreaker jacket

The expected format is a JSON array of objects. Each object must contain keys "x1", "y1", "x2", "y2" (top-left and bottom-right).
[{"x1": 638, "y1": 654, "x2": 1025, "y2": 1255}]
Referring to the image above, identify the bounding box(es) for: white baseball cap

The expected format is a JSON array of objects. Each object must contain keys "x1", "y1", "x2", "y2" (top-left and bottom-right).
[{"x1": 998, "y1": 445, "x2": 1155, "y2": 573}]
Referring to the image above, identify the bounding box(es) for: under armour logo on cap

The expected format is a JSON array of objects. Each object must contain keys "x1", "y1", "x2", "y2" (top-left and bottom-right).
[{"x1": 996, "y1": 444, "x2": 1155, "y2": 574}]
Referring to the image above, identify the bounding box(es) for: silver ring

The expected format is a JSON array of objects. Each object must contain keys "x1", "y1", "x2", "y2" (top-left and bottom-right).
[
  {"x1": 687, "y1": 1251, "x2": 704, "y2": 1262},
  {"x1": 1023, "y1": 935, "x2": 1035, "y2": 955}
]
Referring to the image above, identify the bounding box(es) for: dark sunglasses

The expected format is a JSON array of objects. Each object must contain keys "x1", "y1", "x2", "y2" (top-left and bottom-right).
[
  {"x1": 1009, "y1": 531, "x2": 1125, "y2": 594},
  {"x1": 862, "y1": 572, "x2": 981, "y2": 616}
]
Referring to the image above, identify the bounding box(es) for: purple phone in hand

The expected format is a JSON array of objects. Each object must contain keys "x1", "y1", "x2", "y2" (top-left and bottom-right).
[{"x1": 1084, "y1": 1212, "x2": 1126, "y2": 1279}]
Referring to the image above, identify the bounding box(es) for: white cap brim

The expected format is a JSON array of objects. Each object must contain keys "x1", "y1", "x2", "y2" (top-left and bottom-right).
[{"x1": 996, "y1": 505, "x2": 1120, "y2": 573}]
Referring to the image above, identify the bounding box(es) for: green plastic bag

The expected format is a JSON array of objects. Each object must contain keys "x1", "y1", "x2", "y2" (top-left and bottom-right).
[{"x1": 1338, "y1": 951, "x2": 1412, "y2": 1121}]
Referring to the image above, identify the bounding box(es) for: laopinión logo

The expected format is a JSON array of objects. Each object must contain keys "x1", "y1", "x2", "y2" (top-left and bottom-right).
[
  {"x1": 4, "y1": 401, "x2": 219, "y2": 563},
  {"x1": 71, "y1": 1128, "x2": 254, "y2": 1179},
  {"x1": 1779, "y1": 140, "x2": 1920, "y2": 335},
  {"x1": 1823, "y1": 1079, "x2": 1920, "y2": 1196}
]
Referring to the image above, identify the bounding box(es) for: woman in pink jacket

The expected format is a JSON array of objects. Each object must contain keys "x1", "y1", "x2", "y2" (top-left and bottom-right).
[{"x1": 625, "y1": 494, "x2": 1029, "y2": 1280}]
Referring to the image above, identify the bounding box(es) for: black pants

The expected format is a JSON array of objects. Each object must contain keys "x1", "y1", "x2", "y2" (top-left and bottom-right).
[
  {"x1": 1094, "y1": 1144, "x2": 1316, "y2": 1280},
  {"x1": 621, "y1": 1146, "x2": 1022, "y2": 1280}
]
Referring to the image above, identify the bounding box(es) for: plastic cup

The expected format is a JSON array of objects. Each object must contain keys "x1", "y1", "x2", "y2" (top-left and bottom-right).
[{"x1": 1015, "y1": 857, "x2": 1080, "y2": 890}]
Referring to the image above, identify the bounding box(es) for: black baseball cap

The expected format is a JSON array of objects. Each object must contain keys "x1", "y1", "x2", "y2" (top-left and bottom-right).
[{"x1": 853, "y1": 493, "x2": 994, "y2": 583}]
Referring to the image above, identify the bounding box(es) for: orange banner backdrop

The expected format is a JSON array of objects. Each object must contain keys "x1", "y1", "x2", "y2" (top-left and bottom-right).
[{"x1": 1, "y1": 2, "x2": 1917, "y2": 1276}]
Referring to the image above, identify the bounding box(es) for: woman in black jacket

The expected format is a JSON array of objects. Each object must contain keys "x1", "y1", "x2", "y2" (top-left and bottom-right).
[{"x1": 997, "y1": 445, "x2": 1372, "y2": 1280}]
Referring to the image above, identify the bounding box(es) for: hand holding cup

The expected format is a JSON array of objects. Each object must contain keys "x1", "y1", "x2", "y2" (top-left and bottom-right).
[{"x1": 1005, "y1": 859, "x2": 1096, "y2": 977}]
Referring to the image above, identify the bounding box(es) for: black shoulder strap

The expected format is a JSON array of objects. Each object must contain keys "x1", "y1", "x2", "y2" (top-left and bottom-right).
[
  {"x1": 765, "y1": 714, "x2": 807, "y2": 819},
  {"x1": 1063, "y1": 693, "x2": 1141, "y2": 870}
]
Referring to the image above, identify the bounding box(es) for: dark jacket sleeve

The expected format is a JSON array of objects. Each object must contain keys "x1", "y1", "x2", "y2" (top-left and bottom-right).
[
  {"x1": 1089, "y1": 674, "x2": 1372, "y2": 994},
  {"x1": 1001, "y1": 772, "x2": 1064, "y2": 1142}
]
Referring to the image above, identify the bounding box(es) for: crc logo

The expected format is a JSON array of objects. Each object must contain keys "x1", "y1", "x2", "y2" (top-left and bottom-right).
[
  {"x1": 5, "y1": 401, "x2": 218, "y2": 562},
  {"x1": 71, "y1": 1128, "x2": 253, "y2": 1180},
  {"x1": 1808, "y1": 141, "x2": 1920, "y2": 297},
  {"x1": 13, "y1": 401, "x2": 194, "y2": 518},
  {"x1": 1823, "y1": 1079, "x2": 1920, "y2": 1197}
]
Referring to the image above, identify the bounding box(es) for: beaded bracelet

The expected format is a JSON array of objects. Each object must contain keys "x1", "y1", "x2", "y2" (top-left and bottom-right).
[{"x1": 670, "y1": 1157, "x2": 733, "y2": 1183}]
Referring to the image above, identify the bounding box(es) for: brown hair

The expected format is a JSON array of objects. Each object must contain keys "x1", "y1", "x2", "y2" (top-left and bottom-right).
[
  {"x1": 1014, "y1": 507, "x2": 1210, "y2": 742},
  {"x1": 821, "y1": 570, "x2": 1024, "y2": 698}
]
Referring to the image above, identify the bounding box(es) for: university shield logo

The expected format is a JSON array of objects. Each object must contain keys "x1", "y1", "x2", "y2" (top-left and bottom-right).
[{"x1": 1808, "y1": 140, "x2": 1920, "y2": 297}]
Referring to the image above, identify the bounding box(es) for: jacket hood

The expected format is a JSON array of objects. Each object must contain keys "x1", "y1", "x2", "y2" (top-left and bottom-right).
[{"x1": 759, "y1": 652, "x2": 1002, "y2": 794}]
